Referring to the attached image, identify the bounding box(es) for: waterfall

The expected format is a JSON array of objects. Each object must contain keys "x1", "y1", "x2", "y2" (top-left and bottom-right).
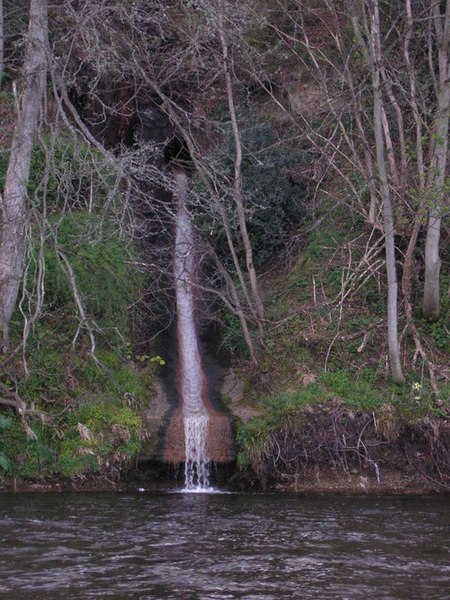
[
  {"x1": 184, "y1": 415, "x2": 210, "y2": 488},
  {"x1": 173, "y1": 169, "x2": 211, "y2": 490}
]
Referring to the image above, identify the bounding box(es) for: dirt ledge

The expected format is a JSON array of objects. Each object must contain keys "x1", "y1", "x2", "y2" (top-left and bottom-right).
[
  {"x1": 272, "y1": 469, "x2": 447, "y2": 495},
  {"x1": 243, "y1": 401, "x2": 450, "y2": 494}
]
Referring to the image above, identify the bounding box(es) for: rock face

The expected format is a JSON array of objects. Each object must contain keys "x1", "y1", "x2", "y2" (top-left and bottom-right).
[
  {"x1": 139, "y1": 367, "x2": 239, "y2": 466},
  {"x1": 139, "y1": 380, "x2": 172, "y2": 461},
  {"x1": 163, "y1": 408, "x2": 234, "y2": 465},
  {"x1": 139, "y1": 380, "x2": 235, "y2": 465},
  {"x1": 221, "y1": 369, "x2": 260, "y2": 423}
]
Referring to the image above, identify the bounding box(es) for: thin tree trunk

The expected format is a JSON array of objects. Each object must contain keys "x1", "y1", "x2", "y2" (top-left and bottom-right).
[
  {"x1": 217, "y1": 0, "x2": 265, "y2": 324},
  {"x1": 0, "y1": 0, "x2": 48, "y2": 351},
  {"x1": 402, "y1": 215, "x2": 438, "y2": 392},
  {"x1": 423, "y1": 0, "x2": 450, "y2": 321},
  {"x1": 369, "y1": 0, "x2": 405, "y2": 384},
  {"x1": 0, "y1": 0, "x2": 4, "y2": 89},
  {"x1": 404, "y1": 0, "x2": 425, "y2": 191},
  {"x1": 209, "y1": 249, "x2": 258, "y2": 365}
]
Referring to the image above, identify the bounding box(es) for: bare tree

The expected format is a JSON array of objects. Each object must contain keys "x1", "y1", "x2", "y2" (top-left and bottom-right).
[
  {"x1": 217, "y1": 0, "x2": 264, "y2": 323},
  {"x1": 0, "y1": 0, "x2": 48, "y2": 352},
  {"x1": 423, "y1": 0, "x2": 450, "y2": 321},
  {"x1": 368, "y1": 0, "x2": 405, "y2": 384},
  {"x1": 257, "y1": 0, "x2": 450, "y2": 381},
  {"x1": 258, "y1": 0, "x2": 407, "y2": 381},
  {"x1": 56, "y1": 0, "x2": 268, "y2": 357},
  {"x1": 0, "y1": 0, "x2": 4, "y2": 89}
]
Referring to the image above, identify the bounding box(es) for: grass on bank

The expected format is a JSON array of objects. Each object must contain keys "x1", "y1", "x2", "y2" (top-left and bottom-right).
[
  {"x1": 233, "y1": 194, "x2": 449, "y2": 467},
  {"x1": 0, "y1": 134, "x2": 158, "y2": 482},
  {"x1": 236, "y1": 369, "x2": 450, "y2": 468}
]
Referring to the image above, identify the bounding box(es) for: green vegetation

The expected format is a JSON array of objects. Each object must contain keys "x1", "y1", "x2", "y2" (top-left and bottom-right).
[
  {"x1": 0, "y1": 131, "x2": 152, "y2": 484},
  {"x1": 233, "y1": 195, "x2": 449, "y2": 467},
  {"x1": 198, "y1": 117, "x2": 307, "y2": 269},
  {"x1": 1, "y1": 0, "x2": 449, "y2": 491},
  {"x1": 233, "y1": 119, "x2": 307, "y2": 266},
  {"x1": 0, "y1": 416, "x2": 13, "y2": 473},
  {"x1": 0, "y1": 135, "x2": 113, "y2": 212},
  {"x1": 0, "y1": 398, "x2": 143, "y2": 478},
  {"x1": 237, "y1": 368, "x2": 446, "y2": 467}
]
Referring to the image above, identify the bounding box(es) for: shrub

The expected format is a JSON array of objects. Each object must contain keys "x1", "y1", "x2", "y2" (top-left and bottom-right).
[{"x1": 200, "y1": 117, "x2": 308, "y2": 268}]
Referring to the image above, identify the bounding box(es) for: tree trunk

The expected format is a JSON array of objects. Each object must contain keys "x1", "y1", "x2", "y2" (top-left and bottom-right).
[
  {"x1": 0, "y1": 0, "x2": 48, "y2": 352},
  {"x1": 217, "y1": 0, "x2": 265, "y2": 324},
  {"x1": 423, "y1": 0, "x2": 450, "y2": 321},
  {"x1": 0, "y1": 0, "x2": 4, "y2": 89},
  {"x1": 369, "y1": 0, "x2": 405, "y2": 384}
]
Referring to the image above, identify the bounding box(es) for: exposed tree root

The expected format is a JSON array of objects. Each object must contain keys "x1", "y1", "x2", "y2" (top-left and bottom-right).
[{"x1": 249, "y1": 401, "x2": 450, "y2": 492}]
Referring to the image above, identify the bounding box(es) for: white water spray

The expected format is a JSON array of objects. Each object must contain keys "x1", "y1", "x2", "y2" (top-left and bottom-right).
[
  {"x1": 173, "y1": 170, "x2": 211, "y2": 490},
  {"x1": 184, "y1": 415, "x2": 210, "y2": 489}
]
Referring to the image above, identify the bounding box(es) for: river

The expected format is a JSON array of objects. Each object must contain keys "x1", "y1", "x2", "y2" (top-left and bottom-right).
[{"x1": 0, "y1": 492, "x2": 448, "y2": 599}]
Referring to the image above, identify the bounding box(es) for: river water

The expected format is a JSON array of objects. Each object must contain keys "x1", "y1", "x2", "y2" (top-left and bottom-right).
[{"x1": 0, "y1": 492, "x2": 448, "y2": 599}]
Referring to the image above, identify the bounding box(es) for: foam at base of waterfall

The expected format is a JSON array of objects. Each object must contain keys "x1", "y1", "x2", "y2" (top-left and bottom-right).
[
  {"x1": 184, "y1": 415, "x2": 210, "y2": 490},
  {"x1": 178, "y1": 485, "x2": 219, "y2": 494}
]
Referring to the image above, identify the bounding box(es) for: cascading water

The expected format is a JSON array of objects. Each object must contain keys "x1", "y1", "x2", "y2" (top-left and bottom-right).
[
  {"x1": 184, "y1": 416, "x2": 210, "y2": 489},
  {"x1": 173, "y1": 169, "x2": 211, "y2": 491}
]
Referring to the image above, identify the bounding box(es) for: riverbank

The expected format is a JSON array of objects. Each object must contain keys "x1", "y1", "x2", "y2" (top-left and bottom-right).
[
  {"x1": 1, "y1": 395, "x2": 449, "y2": 495},
  {"x1": 0, "y1": 470, "x2": 447, "y2": 495},
  {"x1": 236, "y1": 400, "x2": 450, "y2": 495},
  {"x1": 2, "y1": 393, "x2": 449, "y2": 494}
]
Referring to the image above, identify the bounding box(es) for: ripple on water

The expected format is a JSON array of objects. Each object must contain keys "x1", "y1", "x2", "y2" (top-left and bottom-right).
[{"x1": 0, "y1": 493, "x2": 448, "y2": 599}]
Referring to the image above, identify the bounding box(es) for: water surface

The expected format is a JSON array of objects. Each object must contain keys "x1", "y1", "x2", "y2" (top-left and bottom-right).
[{"x1": 0, "y1": 492, "x2": 448, "y2": 599}]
